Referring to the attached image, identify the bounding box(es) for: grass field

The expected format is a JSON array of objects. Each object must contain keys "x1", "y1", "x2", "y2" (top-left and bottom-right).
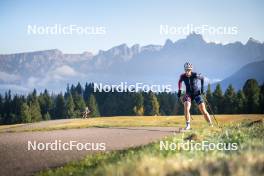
[
  {"x1": 0, "y1": 114, "x2": 263, "y2": 133},
  {"x1": 29, "y1": 114, "x2": 264, "y2": 176}
]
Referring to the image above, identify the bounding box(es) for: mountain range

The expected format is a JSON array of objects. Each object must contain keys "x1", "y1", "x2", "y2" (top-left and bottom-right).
[
  {"x1": 213, "y1": 59, "x2": 264, "y2": 90},
  {"x1": 0, "y1": 33, "x2": 264, "y2": 93}
]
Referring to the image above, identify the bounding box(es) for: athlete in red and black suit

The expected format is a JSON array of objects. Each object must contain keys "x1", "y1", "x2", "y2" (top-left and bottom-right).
[{"x1": 178, "y1": 62, "x2": 213, "y2": 130}]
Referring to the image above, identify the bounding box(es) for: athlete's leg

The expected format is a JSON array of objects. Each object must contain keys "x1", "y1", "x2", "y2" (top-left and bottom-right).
[
  {"x1": 198, "y1": 102, "x2": 213, "y2": 125},
  {"x1": 184, "y1": 101, "x2": 191, "y2": 122},
  {"x1": 183, "y1": 95, "x2": 192, "y2": 129}
]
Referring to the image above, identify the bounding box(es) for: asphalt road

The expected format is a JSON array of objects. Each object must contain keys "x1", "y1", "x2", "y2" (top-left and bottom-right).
[{"x1": 0, "y1": 127, "x2": 179, "y2": 176}]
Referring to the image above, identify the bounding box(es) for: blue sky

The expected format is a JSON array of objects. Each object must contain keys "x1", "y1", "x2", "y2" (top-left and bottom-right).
[{"x1": 0, "y1": 0, "x2": 263, "y2": 54}]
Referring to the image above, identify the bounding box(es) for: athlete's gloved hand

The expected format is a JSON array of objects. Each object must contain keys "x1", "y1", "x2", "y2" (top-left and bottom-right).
[{"x1": 177, "y1": 90, "x2": 182, "y2": 98}]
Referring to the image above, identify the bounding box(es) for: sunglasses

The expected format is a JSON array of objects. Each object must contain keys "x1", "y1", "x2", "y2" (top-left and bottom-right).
[{"x1": 185, "y1": 69, "x2": 192, "y2": 72}]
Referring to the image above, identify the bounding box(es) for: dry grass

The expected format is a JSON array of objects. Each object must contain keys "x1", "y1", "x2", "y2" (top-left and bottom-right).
[
  {"x1": 37, "y1": 117, "x2": 264, "y2": 176},
  {"x1": 1, "y1": 114, "x2": 263, "y2": 133}
]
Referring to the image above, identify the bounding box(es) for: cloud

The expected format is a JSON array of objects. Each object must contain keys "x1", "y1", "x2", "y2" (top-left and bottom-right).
[
  {"x1": 0, "y1": 65, "x2": 83, "y2": 92},
  {"x1": 0, "y1": 84, "x2": 29, "y2": 93},
  {"x1": 204, "y1": 76, "x2": 221, "y2": 85},
  {"x1": 26, "y1": 65, "x2": 82, "y2": 88},
  {"x1": 27, "y1": 76, "x2": 39, "y2": 88},
  {"x1": 0, "y1": 71, "x2": 20, "y2": 82},
  {"x1": 52, "y1": 65, "x2": 77, "y2": 77}
]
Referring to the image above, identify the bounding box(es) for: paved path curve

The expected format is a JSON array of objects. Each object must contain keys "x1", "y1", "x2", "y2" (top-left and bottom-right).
[{"x1": 0, "y1": 127, "x2": 179, "y2": 176}]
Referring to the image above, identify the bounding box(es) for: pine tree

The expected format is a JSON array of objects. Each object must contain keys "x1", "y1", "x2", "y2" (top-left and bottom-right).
[
  {"x1": 21, "y1": 102, "x2": 31, "y2": 123},
  {"x1": 26, "y1": 89, "x2": 42, "y2": 122},
  {"x1": 43, "y1": 112, "x2": 51, "y2": 120},
  {"x1": 169, "y1": 93, "x2": 178, "y2": 115},
  {"x1": 70, "y1": 84, "x2": 76, "y2": 96},
  {"x1": 102, "y1": 93, "x2": 118, "y2": 116},
  {"x1": 235, "y1": 90, "x2": 246, "y2": 114},
  {"x1": 223, "y1": 84, "x2": 236, "y2": 114},
  {"x1": 38, "y1": 89, "x2": 52, "y2": 120},
  {"x1": 55, "y1": 93, "x2": 66, "y2": 118},
  {"x1": 73, "y1": 92, "x2": 86, "y2": 118},
  {"x1": 29, "y1": 98, "x2": 42, "y2": 122},
  {"x1": 87, "y1": 94, "x2": 100, "y2": 117},
  {"x1": 151, "y1": 92, "x2": 160, "y2": 116},
  {"x1": 175, "y1": 97, "x2": 184, "y2": 115},
  {"x1": 243, "y1": 79, "x2": 260, "y2": 113},
  {"x1": 29, "y1": 100, "x2": 42, "y2": 122},
  {"x1": 65, "y1": 93, "x2": 75, "y2": 118},
  {"x1": 144, "y1": 92, "x2": 160, "y2": 116},
  {"x1": 75, "y1": 82, "x2": 83, "y2": 96},
  {"x1": 83, "y1": 83, "x2": 94, "y2": 102},
  {"x1": 258, "y1": 83, "x2": 264, "y2": 113},
  {"x1": 162, "y1": 92, "x2": 177, "y2": 115},
  {"x1": 65, "y1": 84, "x2": 71, "y2": 97},
  {"x1": 0, "y1": 94, "x2": 3, "y2": 123},
  {"x1": 11, "y1": 95, "x2": 24, "y2": 123},
  {"x1": 49, "y1": 93, "x2": 56, "y2": 119},
  {"x1": 212, "y1": 84, "x2": 224, "y2": 114},
  {"x1": 3, "y1": 90, "x2": 12, "y2": 124},
  {"x1": 133, "y1": 92, "x2": 144, "y2": 116},
  {"x1": 116, "y1": 92, "x2": 135, "y2": 116},
  {"x1": 206, "y1": 84, "x2": 213, "y2": 105}
]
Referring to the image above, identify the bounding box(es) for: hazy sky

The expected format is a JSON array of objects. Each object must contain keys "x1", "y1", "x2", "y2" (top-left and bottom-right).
[{"x1": 0, "y1": 0, "x2": 263, "y2": 54}]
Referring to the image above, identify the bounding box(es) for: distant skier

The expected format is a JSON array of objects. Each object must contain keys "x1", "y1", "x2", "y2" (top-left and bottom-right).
[
  {"x1": 177, "y1": 62, "x2": 213, "y2": 130},
  {"x1": 82, "y1": 107, "x2": 91, "y2": 119}
]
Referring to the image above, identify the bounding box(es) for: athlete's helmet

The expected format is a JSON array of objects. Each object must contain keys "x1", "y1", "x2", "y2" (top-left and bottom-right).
[{"x1": 184, "y1": 62, "x2": 193, "y2": 71}]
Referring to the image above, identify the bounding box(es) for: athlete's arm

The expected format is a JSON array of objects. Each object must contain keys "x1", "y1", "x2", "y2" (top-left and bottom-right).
[
  {"x1": 178, "y1": 74, "x2": 183, "y2": 91},
  {"x1": 178, "y1": 74, "x2": 183, "y2": 97}
]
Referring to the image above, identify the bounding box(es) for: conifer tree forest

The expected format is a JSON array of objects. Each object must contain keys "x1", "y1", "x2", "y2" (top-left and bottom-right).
[{"x1": 0, "y1": 79, "x2": 263, "y2": 125}]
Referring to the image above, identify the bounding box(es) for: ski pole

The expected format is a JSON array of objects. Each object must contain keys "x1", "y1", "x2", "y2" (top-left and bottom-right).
[{"x1": 202, "y1": 94, "x2": 219, "y2": 127}]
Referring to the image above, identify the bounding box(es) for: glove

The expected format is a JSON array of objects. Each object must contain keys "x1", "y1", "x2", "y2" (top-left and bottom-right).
[{"x1": 177, "y1": 90, "x2": 182, "y2": 98}]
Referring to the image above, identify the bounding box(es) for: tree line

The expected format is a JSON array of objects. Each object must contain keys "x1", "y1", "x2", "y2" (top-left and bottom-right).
[{"x1": 0, "y1": 79, "x2": 263, "y2": 125}]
